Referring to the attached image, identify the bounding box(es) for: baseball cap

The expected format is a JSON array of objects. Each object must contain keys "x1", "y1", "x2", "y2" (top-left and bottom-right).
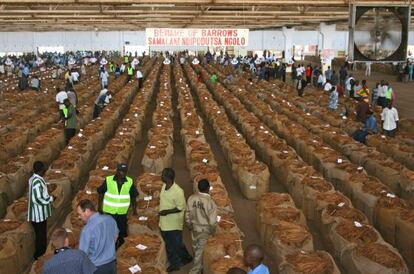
[{"x1": 117, "y1": 163, "x2": 128, "y2": 172}]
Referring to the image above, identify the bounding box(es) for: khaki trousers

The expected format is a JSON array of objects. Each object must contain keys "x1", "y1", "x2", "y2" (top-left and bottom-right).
[{"x1": 189, "y1": 230, "x2": 211, "y2": 274}]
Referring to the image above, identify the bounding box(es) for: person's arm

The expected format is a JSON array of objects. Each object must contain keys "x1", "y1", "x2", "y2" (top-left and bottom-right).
[
  {"x1": 97, "y1": 180, "x2": 107, "y2": 213},
  {"x1": 130, "y1": 185, "x2": 138, "y2": 215},
  {"x1": 78, "y1": 230, "x2": 90, "y2": 255},
  {"x1": 80, "y1": 251, "x2": 97, "y2": 274},
  {"x1": 208, "y1": 200, "x2": 218, "y2": 233},
  {"x1": 32, "y1": 180, "x2": 53, "y2": 205},
  {"x1": 184, "y1": 197, "x2": 192, "y2": 229},
  {"x1": 159, "y1": 188, "x2": 185, "y2": 216}
]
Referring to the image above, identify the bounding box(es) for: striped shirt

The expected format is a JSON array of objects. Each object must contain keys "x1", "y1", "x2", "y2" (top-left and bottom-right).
[{"x1": 27, "y1": 173, "x2": 53, "y2": 223}]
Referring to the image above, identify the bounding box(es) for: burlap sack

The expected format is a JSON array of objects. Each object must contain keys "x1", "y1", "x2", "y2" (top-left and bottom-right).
[
  {"x1": 350, "y1": 176, "x2": 390, "y2": 224},
  {"x1": 5, "y1": 197, "x2": 28, "y2": 221},
  {"x1": 128, "y1": 209, "x2": 160, "y2": 236},
  {"x1": 299, "y1": 176, "x2": 334, "y2": 222},
  {"x1": 236, "y1": 161, "x2": 270, "y2": 200},
  {"x1": 117, "y1": 233, "x2": 167, "y2": 269},
  {"x1": 117, "y1": 261, "x2": 167, "y2": 274},
  {"x1": 279, "y1": 251, "x2": 341, "y2": 274},
  {"x1": 314, "y1": 191, "x2": 352, "y2": 230},
  {"x1": 72, "y1": 191, "x2": 99, "y2": 210},
  {"x1": 373, "y1": 196, "x2": 410, "y2": 246},
  {"x1": 29, "y1": 252, "x2": 53, "y2": 274},
  {"x1": 268, "y1": 221, "x2": 314, "y2": 266},
  {"x1": 326, "y1": 220, "x2": 382, "y2": 262},
  {"x1": 141, "y1": 139, "x2": 173, "y2": 174},
  {"x1": 341, "y1": 242, "x2": 409, "y2": 274},
  {"x1": 399, "y1": 168, "x2": 414, "y2": 199},
  {"x1": 0, "y1": 220, "x2": 34, "y2": 274},
  {"x1": 62, "y1": 211, "x2": 84, "y2": 247},
  {"x1": 0, "y1": 238, "x2": 19, "y2": 274},
  {"x1": 363, "y1": 156, "x2": 402, "y2": 195},
  {"x1": 203, "y1": 232, "x2": 243, "y2": 270},
  {"x1": 205, "y1": 255, "x2": 247, "y2": 274},
  {"x1": 395, "y1": 210, "x2": 414, "y2": 270}
]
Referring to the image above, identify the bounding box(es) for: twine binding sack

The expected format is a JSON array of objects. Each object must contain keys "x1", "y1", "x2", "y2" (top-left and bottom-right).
[{"x1": 279, "y1": 250, "x2": 340, "y2": 274}]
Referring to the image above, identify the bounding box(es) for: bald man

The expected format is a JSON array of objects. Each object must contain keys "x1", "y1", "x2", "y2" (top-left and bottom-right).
[{"x1": 243, "y1": 244, "x2": 269, "y2": 274}]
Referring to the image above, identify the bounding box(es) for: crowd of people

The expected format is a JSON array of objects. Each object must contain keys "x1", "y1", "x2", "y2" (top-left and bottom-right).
[{"x1": 292, "y1": 61, "x2": 401, "y2": 143}]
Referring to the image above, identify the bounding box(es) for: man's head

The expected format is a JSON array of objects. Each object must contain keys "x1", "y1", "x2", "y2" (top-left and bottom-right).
[
  {"x1": 77, "y1": 199, "x2": 96, "y2": 224},
  {"x1": 50, "y1": 227, "x2": 69, "y2": 250},
  {"x1": 227, "y1": 267, "x2": 247, "y2": 274},
  {"x1": 363, "y1": 97, "x2": 369, "y2": 103},
  {"x1": 33, "y1": 161, "x2": 46, "y2": 176},
  {"x1": 63, "y1": 98, "x2": 71, "y2": 107},
  {"x1": 198, "y1": 179, "x2": 210, "y2": 193},
  {"x1": 387, "y1": 100, "x2": 393, "y2": 109},
  {"x1": 116, "y1": 163, "x2": 128, "y2": 179},
  {"x1": 361, "y1": 80, "x2": 367, "y2": 86},
  {"x1": 243, "y1": 244, "x2": 265, "y2": 269},
  {"x1": 161, "y1": 168, "x2": 175, "y2": 185}
]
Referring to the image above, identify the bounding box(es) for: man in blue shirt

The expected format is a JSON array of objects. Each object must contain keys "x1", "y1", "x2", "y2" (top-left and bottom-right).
[
  {"x1": 43, "y1": 227, "x2": 96, "y2": 274},
  {"x1": 77, "y1": 199, "x2": 118, "y2": 274},
  {"x1": 243, "y1": 244, "x2": 270, "y2": 274}
]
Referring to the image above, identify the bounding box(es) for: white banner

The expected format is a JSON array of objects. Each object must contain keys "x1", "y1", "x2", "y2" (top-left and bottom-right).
[{"x1": 146, "y1": 28, "x2": 249, "y2": 47}]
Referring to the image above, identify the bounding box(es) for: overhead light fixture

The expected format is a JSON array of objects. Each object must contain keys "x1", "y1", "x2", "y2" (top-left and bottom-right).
[{"x1": 131, "y1": 4, "x2": 175, "y2": 8}]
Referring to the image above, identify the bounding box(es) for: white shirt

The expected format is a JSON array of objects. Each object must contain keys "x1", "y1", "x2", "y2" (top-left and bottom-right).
[
  {"x1": 99, "y1": 88, "x2": 108, "y2": 96},
  {"x1": 381, "y1": 107, "x2": 399, "y2": 131},
  {"x1": 379, "y1": 85, "x2": 388, "y2": 97},
  {"x1": 324, "y1": 82, "x2": 333, "y2": 91},
  {"x1": 56, "y1": 91, "x2": 68, "y2": 109},
  {"x1": 71, "y1": 71, "x2": 79, "y2": 81},
  {"x1": 136, "y1": 70, "x2": 143, "y2": 79},
  {"x1": 100, "y1": 71, "x2": 109, "y2": 82},
  {"x1": 345, "y1": 77, "x2": 354, "y2": 91}
]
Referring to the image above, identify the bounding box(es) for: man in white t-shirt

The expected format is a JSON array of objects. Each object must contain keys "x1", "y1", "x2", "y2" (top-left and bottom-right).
[
  {"x1": 136, "y1": 69, "x2": 143, "y2": 89},
  {"x1": 55, "y1": 87, "x2": 68, "y2": 118},
  {"x1": 323, "y1": 80, "x2": 332, "y2": 92},
  {"x1": 381, "y1": 102, "x2": 399, "y2": 137},
  {"x1": 100, "y1": 69, "x2": 109, "y2": 89},
  {"x1": 71, "y1": 71, "x2": 80, "y2": 84}
]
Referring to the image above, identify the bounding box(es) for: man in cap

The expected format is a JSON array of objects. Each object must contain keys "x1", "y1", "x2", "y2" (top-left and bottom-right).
[
  {"x1": 185, "y1": 179, "x2": 217, "y2": 274},
  {"x1": 97, "y1": 163, "x2": 138, "y2": 248}
]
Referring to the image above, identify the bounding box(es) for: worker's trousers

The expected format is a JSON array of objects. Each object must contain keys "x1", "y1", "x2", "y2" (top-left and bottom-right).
[{"x1": 189, "y1": 230, "x2": 211, "y2": 274}]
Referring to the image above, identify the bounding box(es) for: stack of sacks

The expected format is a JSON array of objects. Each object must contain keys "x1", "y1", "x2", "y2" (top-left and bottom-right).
[
  {"x1": 141, "y1": 65, "x2": 174, "y2": 174},
  {"x1": 183, "y1": 63, "x2": 269, "y2": 200},
  {"x1": 174, "y1": 62, "x2": 245, "y2": 272},
  {"x1": 279, "y1": 251, "x2": 340, "y2": 274}
]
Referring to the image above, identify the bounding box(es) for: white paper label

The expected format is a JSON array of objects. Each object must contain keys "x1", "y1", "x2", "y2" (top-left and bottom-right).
[
  {"x1": 68, "y1": 146, "x2": 73, "y2": 150},
  {"x1": 195, "y1": 130, "x2": 200, "y2": 134},
  {"x1": 337, "y1": 158, "x2": 343, "y2": 164},
  {"x1": 164, "y1": 117, "x2": 168, "y2": 121},
  {"x1": 138, "y1": 216, "x2": 148, "y2": 221},
  {"x1": 202, "y1": 158, "x2": 209, "y2": 163},
  {"x1": 136, "y1": 244, "x2": 148, "y2": 250},
  {"x1": 102, "y1": 166, "x2": 109, "y2": 171},
  {"x1": 55, "y1": 170, "x2": 62, "y2": 174},
  {"x1": 78, "y1": 133, "x2": 83, "y2": 137},
  {"x1": 128, "y1": 265, "x2": 141, "y2": 273},
  {"x1": 249, "y1": 185, "x2": 257, "y2": 190},
  {"x1": 337, "y1": 202, "x2": 345, "y2": 208},
  {"x1": 354, "y1": 221, "x2": 363, "y2": 228},
  {"x1": 134, "y1": 113, "x2": 138, "y2": 118},
  {"x1": 65, "y1": 228, "x2": 73, "y2": 233},
  {"x1": 386, "y1": 193, "x2": 396, "y2": 198},
  {"x1": 144, "y1": 196, "x2": 153, "y2": 201},
  {"x1": 150, "y1": 146, "x2": 156, "y2": 149},
  {"x1": 224, "y1": 255, "x2": 231, "y2": 259},
  {"x1": 381, "y1": 135, "x2": 386, "y2": 139},
  {"x1": 357, "y1": 166, "x2": 363, "y2": 171},
  {"x1": 217, "y1": 111, "x2": 221, "y2": 114},
  {"x1": 120, "y1": 132, "x2": 124, "y2": 136},
  {"x1": 28, "y1": 147, "x2": 33, "y2": 150},
  {"x1": 264, "y1": 131, "x2": 269, "y2": 134},
  {"x1": 217, "y1": 215, "x2": 221, "y2": 222},
  {"x1": 86, "y1": 190, "x2": 92, "y2": 195},
  {"x1": 209, "y1": 186, "x2": 213, "y2": 191},
  {"x1": 306, "y1": 113, "x2": 311, "y2": 116},
  {"x1": 283, "y1": 150, "x2": 289, "y2": 154}
]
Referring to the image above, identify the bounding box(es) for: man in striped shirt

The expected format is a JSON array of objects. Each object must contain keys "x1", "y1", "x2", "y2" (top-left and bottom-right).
[{"x1": 27, "y1": 161, "x2": 55, "y2": 260}]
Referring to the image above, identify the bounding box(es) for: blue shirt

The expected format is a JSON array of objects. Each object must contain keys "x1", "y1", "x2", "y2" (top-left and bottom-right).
[
  {"x1": 249, "y1": 263, "x2": 270, "y2": 274},
  {"x1": 43, "y1": 249, "x2": 96, "y2": 274},
  {"x1": 79, "y1": 213, "x2": 118, "y2": 266}
]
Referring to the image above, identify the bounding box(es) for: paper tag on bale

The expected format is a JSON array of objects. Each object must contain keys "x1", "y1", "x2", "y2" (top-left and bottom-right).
[
  {"x1": 129, "y1": 265, "x2": 142, "y2": 273},
  {"x1": 249, "y1": 185, "x2": 257, "y2": 190},
  {"x1": 144, "y1": 196, "x2": 153, "y2": 201},
  {"x1": 217, "y1": 215, "x2": 221, "y2": 222},
  {"x1": 139, "y1": 216, "x2": 148, "y2": 221},
  {"x1": 136, "y1": 244, "x2": 148, "y2": 250},
  {"x1": 354, "y1": 221, "x2": 363, "y2": 228},
  {"x1": 386, "y1": 193, "x2": 396, "y2": 198},
  {"x1": 337, "y1": 202, "x2": 345, "y2": 208}
]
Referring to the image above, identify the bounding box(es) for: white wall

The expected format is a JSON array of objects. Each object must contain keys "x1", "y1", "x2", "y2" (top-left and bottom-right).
[{"x1": 0, "y1": 29, "x2": 413, "y2": 53}]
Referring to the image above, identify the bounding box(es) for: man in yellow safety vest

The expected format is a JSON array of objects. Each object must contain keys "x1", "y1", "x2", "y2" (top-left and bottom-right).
[
  {"x1": 97, "y1": 163, "x2": 138, "y2": 249},
  {"x1": 127, "y1": 64, "x2": 134, "y2": 83}
]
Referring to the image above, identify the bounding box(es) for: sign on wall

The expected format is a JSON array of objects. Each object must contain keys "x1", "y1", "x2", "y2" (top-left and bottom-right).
[{"x1": 146, "y1": 28, "x2": 249, "y2": 47}]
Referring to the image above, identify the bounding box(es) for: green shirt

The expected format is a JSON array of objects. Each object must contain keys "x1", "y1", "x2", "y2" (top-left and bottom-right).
[
  {"x1": 210, "y1": 74, "x2": 218, "y2": 83},
  {"x1": 65, "y1": 105, "x2": 77, "y2": 129},
  {"x1": 159, "y1": 183, "x2": 185, "y2": 231}
]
